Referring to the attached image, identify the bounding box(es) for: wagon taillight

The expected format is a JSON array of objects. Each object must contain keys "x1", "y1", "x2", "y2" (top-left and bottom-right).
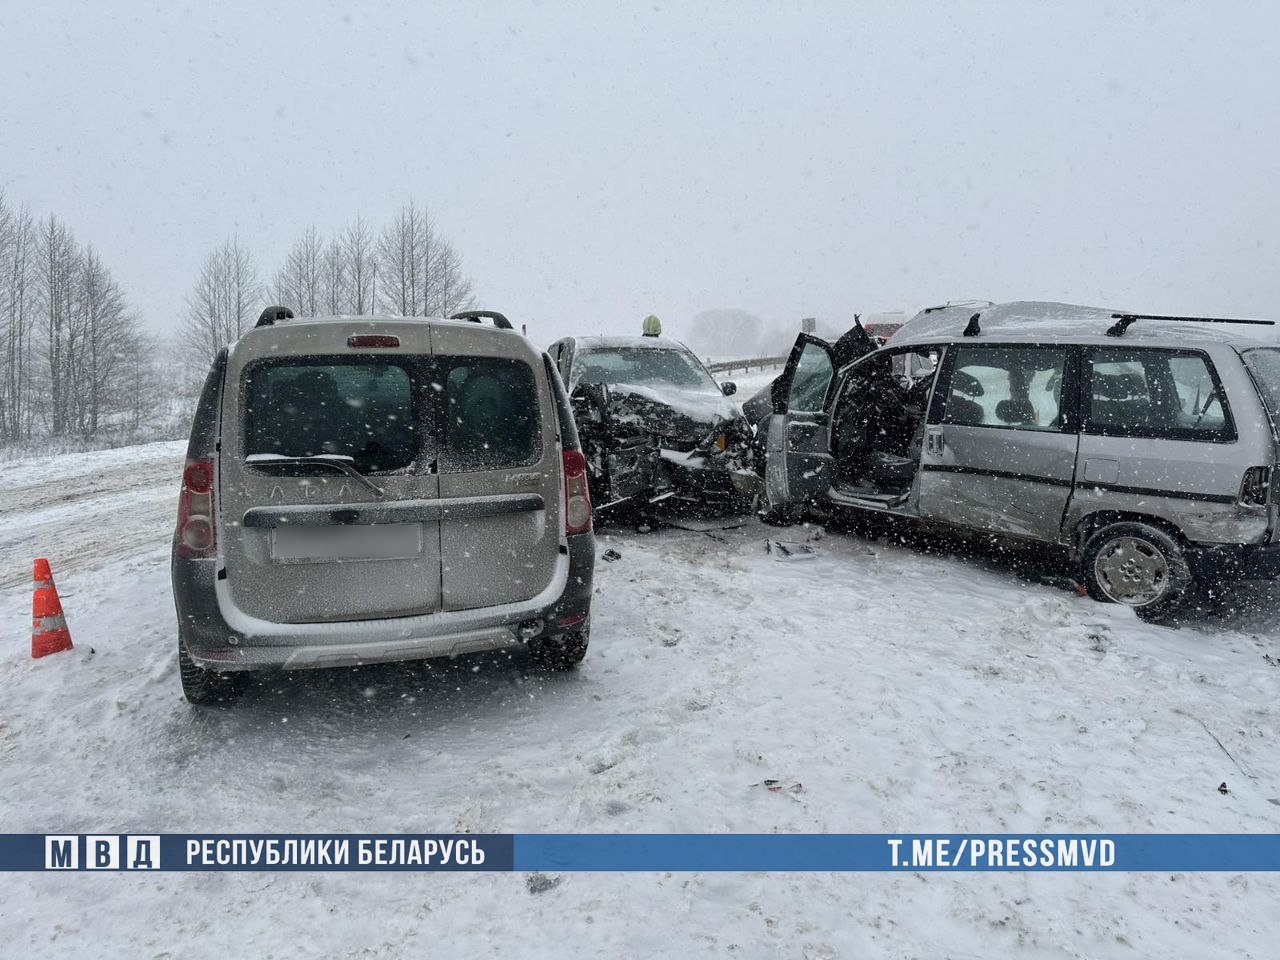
[
  {"x1": 177, "y1": 457, "x2": 217, "y2": 557},
  {"x1": 563, "y1": 449, "x2": 592, "y2": 535}
]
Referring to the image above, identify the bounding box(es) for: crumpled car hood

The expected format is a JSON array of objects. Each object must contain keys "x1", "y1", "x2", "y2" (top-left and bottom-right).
[{"x1": 602, "y1": 382, "x2": 742, "y2": 437}]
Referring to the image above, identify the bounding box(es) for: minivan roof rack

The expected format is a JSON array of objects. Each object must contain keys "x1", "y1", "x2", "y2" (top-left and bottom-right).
[
  {"x1": 256, "y1": 305, "x2": 295, "y2": 328},
  {"x1": 449, "y1": 310, "x2": 513, "y2": 330},
  {"x1": 923, "y1": 299, "x2": 994, "y2": 314},
  {"x1": 1106, "y1": 312, "x2": 1276, "y2": 337}
]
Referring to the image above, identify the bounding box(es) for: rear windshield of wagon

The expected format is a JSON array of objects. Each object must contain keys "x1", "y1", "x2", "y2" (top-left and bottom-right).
[{"x1": 242, "y1": 355, "x2": 542, "y2": 475}]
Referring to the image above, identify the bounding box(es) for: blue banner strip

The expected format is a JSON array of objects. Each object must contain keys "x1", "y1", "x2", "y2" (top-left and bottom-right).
[
  {"x1": 513, "y1": 834, "x2": 1280, "y2": 872},
  {"x1": 4, "y1": 834, "x2": 1280, "y2": 871}
]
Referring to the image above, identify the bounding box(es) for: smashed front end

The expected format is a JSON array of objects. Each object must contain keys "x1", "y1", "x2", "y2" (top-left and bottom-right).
[{"x1": 571, "y1": 383, "x2": 759, "y2": 517}]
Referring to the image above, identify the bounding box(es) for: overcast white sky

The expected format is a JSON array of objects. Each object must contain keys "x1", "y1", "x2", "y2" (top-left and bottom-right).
[{"x1": 2, "y1": 1, "x2": 1278, "y2": 346}]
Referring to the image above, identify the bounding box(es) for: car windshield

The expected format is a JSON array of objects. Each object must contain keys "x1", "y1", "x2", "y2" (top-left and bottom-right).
[
  {"x1": 1242, "y1": 348, "x2": 1280, "y2": 416},
  {"x1": 573, "y1": 347, "x2": 717, "y2": 391}
]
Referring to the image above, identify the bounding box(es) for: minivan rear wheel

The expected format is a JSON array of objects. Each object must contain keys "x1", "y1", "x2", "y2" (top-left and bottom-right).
[
  {"x1": 178, "y1": 638, "x2": 246, "y2": 704},
  {"x1": 530, "y1": 626, "x2": 590, "y2": 670},
  {"x1": 1081, "y1": 522, "x2": 1193, "y2": 621}
]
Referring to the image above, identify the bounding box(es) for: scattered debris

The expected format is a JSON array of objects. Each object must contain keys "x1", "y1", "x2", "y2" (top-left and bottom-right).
[
  {"x1": 1264, "y1": 654, "x2": 1279, "y2": 668},
  {"x1": 1037, "y1": 573, "x2": 1086, "y2": 594},
  {"x1": 767, "y1": 540, "x2": 818, "y2": 561},
  {"x1": 752, "y1": 778, "x2": 804, "y2": 795},
  {"x1": 525, "y1": 872, "x2": 562, "y2": 894},
  {"x1": 601, "y1": 549, "x2": 623, "y2": 562},
  {"x1": 1176, "y1": 708, "x2": 1258, "y2": 781},
  {"x1": 1218, "y1": 781, "x2": 1230, "y2": 795},
  {"x1": 668, "y1": 517, "x2": 747, "y2": 532}
]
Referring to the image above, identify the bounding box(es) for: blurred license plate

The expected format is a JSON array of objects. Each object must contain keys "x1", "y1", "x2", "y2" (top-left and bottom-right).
[{"x1": 270, "y1": 523, "x2": 424, "y2": 563}]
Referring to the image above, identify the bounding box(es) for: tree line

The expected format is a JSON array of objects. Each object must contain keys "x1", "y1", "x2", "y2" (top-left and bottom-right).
[
  {"x1": 0, "y1": 194, "x2": 475, "y2": 448},
  {"x1": 178, "y1": 199, "x2": 475, "y2": 381},
  {"x1": 1, "y1": 190, "x2": 150, "y2": 443}
]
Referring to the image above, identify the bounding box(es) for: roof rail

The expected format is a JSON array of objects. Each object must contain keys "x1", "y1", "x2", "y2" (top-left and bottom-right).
[
  {"x1": 1106, "y1": 312, "x2": 1276, "y2": 337},
  {"x1": 449, "y1": 310, "x2": 513, "y2": 330},
  {"x1": 256, "y1": 305, "x2": 295, "y2": 328},
  {"x1": 923, "y1": 299, "x2": 994, "y2": 314}
]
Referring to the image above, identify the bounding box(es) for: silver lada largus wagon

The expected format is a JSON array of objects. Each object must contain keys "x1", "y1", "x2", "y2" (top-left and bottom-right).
[{"x1": 172, "y1": 308, "x2": 594, "y2": 703}]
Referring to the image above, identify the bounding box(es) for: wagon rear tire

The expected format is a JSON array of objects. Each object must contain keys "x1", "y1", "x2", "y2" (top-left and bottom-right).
[
  {"x1": 530, "y1": 626, "x2": 590, "y2": 670},
  {"x1": 178, "y1": 638, "x2": 246, "y2": 704}
]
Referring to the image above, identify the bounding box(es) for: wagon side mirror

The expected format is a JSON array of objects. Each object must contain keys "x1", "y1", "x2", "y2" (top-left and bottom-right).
[{"x1": 721, "y1": 381, "x2": 737, "y2": 396}]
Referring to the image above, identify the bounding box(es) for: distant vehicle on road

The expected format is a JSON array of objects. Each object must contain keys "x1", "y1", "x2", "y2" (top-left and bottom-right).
[
  {"x1": 172, "y1": 307, "x2": 595, "y2": 703},
  {"x1": 762, "y1": 300, "x2": 1280, "y2": 620},
  {"x1": 549, "y1": 328, "x2": 757, "y2": 517}
]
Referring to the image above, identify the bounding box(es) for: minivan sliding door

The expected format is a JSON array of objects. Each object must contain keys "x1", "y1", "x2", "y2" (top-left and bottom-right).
[{"x1": 918, "y1": 344, "x2": 1079, "y2": 541}]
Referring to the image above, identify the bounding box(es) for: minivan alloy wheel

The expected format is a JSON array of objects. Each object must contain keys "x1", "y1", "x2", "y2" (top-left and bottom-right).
[{"x1": 1093, "y1": 536, "x2": 1170, "y2": 606}]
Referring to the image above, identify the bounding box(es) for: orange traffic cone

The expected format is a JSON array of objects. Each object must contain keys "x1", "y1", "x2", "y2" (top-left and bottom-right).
[{"x1": 32, "y1": 558, "x2": 73, "y2": 658}]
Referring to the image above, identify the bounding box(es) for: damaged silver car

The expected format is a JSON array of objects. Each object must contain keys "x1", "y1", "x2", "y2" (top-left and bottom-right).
[
  {"x1": 762, "y1": 301, "x2": 1280, "y2": 620},
  {"x1": 549, "y1": 329, "x2": 757, "y2": 518}
]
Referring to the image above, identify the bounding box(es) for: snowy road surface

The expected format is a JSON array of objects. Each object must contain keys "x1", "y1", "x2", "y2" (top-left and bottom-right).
[{"x1": 2, "y1": 437, "x2": 1279, "y2": 958}]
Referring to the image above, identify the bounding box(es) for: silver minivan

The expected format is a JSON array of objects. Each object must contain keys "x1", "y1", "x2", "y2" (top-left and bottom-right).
[
  {"x1": 172, "y1": 308, "x2": 595, "y2": 703},
  {"x1": 762, "y1": 301, "x2": 1280, "y2": 620}
]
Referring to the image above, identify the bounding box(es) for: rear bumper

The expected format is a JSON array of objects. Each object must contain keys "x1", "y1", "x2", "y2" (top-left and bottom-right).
[
  {"x1": 1186, "y1": 540, "x2": 1280, "y2": 581},
  {"x1": 172, "y1": 533, "x2": 595, "y2": 672}
]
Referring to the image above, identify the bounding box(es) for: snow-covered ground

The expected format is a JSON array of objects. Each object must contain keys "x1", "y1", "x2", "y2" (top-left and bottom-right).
[{"x1": 2, "y1": 437, "x2": 1279, "y2": 958}]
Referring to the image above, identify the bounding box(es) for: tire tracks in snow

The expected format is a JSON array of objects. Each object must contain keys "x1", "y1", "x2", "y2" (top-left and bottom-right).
[{"x1": 0, "y1": 445, "x2": 183, "y2": 589}]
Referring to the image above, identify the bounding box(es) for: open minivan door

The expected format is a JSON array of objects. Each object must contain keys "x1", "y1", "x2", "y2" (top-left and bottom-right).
[{"x1": 763, "y1": 333, "x2": 842, "y2": 519}]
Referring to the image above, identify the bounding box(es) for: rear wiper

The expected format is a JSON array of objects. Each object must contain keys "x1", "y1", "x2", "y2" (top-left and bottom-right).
[{"x1": 245, "y1": 453, "x2": 385, "y2": 499}]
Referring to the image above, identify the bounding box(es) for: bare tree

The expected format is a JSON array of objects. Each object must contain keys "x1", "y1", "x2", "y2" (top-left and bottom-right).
[
  {"x1": 179, "y1": 235, "x2": 263, "y2": 365},
  {"x1": 273, "y1": 226, "x2": 323, "y2": 316},
  {"x1": 0, "y1": 193, "x2": 37, "y2": 439},
  {"x1": 424, "y1": 239, "x2": 474, "y2": 318},
  {"x1": 343, "y1": 216, "x2": 376, "y2": 315},
  {"x1": 375, "y1": 199, "x2": 474, "y2": 317},
  {"x1": 320, "y1": 234, "x2": 347, "y2": 316},
  {"x1": 77, "y1": 247, "x2": 134, "y2": 436},
  {"x1": 376, "y1": 201, "x2": 423, "y2": 316},
  {"x1": 35, "y1": 215, "x2": 81, "y2": 435}
]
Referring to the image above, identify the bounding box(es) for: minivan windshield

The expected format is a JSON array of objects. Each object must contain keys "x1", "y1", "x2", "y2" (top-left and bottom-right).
[{"x1": 573, "y1": 347, "x2": 718, "y2": 392}]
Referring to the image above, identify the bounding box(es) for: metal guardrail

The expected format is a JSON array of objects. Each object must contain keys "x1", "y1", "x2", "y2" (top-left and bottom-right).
[{"x1": 705, "y1": 355, "x2": 787, "y2": 375}]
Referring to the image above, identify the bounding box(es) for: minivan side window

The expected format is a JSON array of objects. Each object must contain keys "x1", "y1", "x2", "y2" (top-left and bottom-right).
[
  {"x1": 437, "y1": 356, "x2": 542, "y2": 472},
  {"x1": 943, "y1": 345, "x2": 1068, "y2": 432},
  {"x1": 1085, "y1": 347, "x2": 1235, "y2": 443}
]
